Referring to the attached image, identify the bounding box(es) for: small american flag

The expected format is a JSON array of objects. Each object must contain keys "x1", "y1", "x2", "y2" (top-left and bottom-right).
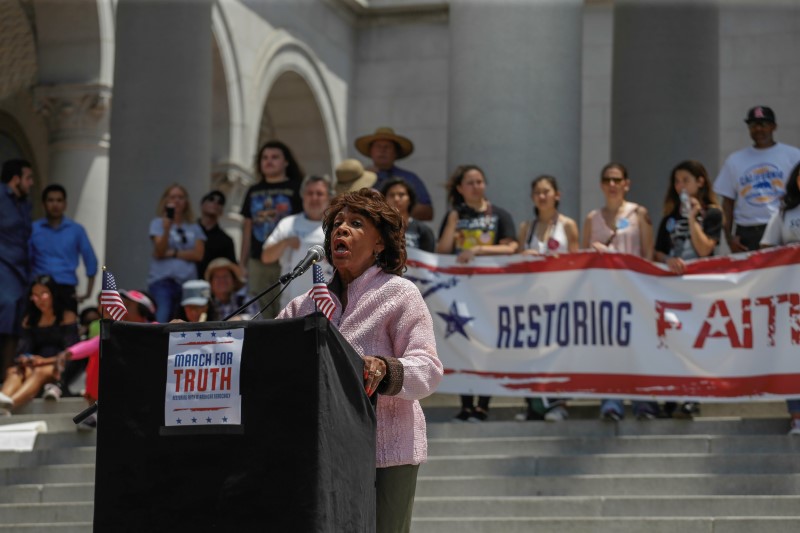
[
  {"x1": 100, "y1": 269, "x2": 128, "y2": 321},
  {"x1": 310, "y1": 264, "x2": 336, "y2": 320}
]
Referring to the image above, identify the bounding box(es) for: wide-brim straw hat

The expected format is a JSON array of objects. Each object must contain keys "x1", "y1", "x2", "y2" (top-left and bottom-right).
[
  {"x1": 334, "y1": 159, "x2": 378, "y2": 195},
  {"x1": 204, "y1": 257, "x2": 245, "y2": 291},
  {"x1": 354, "y1": 127, "x2": 414, "y2": 159}
]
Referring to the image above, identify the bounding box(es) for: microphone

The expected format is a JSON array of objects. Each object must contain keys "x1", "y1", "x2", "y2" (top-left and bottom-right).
[{"x1": 288, "y1": 245, "x2": 325, "y2": 280}]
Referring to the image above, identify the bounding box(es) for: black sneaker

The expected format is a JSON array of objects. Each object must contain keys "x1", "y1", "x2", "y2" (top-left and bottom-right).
[
  {"x1": 453, "y1": 408, "x2": 473, "y2": 422},
  {"x1": 469, "y1": 407, "x2": 488, "y2": 422}
]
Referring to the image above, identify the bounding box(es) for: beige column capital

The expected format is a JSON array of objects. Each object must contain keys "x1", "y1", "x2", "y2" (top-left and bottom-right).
[{"x1": 33, "y1": 83, "x2": 112, "y2": 148}]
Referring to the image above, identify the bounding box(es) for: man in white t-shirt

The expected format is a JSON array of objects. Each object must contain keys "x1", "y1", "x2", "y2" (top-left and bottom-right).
[
  {"x1": 262, "y1": 175, "x2": 334, "y2": 307},
  {"x1": 713, "y1": 105, "x2": 800, "y2": 251}
]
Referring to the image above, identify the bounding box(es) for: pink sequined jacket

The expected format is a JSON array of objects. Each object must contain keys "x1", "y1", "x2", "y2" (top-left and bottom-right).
[{"x1": 278, "y1": 265, "x2": 443, "y2": 468}]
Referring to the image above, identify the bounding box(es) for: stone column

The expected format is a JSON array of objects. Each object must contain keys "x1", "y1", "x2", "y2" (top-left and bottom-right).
[
  {"x1": 106, "y1": 0, "x2": 213, "y2": 288},
  {"x1": 447, "y1": 0, "x2": 584, "y2": 223},
  {"x1": 34, "y1": 83, "x2": 112, "y2": 299},
  {"x1": 611, "y1": 0, "x2": 719, "y2": 219}
]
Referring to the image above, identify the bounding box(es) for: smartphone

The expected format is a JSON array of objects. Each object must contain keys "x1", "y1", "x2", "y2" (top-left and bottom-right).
[{"x1": 166, "y1": 205, "x2": 175, "y2": 219}]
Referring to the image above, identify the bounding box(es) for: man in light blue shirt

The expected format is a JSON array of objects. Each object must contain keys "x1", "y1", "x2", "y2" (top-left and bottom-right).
[{"x1": 29, "y1": 184, "x2": 98, "y2": 313}]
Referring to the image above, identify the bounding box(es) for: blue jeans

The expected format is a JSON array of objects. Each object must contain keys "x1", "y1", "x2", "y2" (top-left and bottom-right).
[
  {"x1": 601, "y1": 399, "x2": 658, "y2": 418},
  {"x1": 148, "y1": 278, "x2": 182, "y2": 323}
]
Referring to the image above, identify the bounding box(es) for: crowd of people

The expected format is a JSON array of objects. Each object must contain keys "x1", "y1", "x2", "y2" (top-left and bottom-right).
[{"x1": 1, "y1": 104, "x2": 799, "y2": 531}]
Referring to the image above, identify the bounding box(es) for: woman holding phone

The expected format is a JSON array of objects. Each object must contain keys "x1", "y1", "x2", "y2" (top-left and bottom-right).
[{"x1": 148, "y1": 183, "x2": 205, "y2": 322}]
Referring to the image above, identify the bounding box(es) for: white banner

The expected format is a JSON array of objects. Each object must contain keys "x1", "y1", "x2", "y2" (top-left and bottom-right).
[
  {"x1": 165, "y1": 328, "x2": 244, "y2": 426},
  {"x1": 406, "y1": 245, "x2": 800, "y2": 401}
]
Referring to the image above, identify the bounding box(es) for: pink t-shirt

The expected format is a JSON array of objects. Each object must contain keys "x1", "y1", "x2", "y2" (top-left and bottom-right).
[{"x1": 587, "y1": 202, "x2": 644, "y2": 256}]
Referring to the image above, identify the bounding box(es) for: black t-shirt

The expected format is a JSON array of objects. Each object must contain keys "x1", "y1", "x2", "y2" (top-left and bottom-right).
[
  {"x1": 406, "y1": 218, "x2": 435, "y2": 252},
  {"x1": 656, "y1": 206, "x2": 722, "y2": 259},
  {"x1": 197, "y1": 222, "x2": 237, "y2": 278},
  {"x1": 240, "y1": 179, "x2": 302, "y2": 259}
]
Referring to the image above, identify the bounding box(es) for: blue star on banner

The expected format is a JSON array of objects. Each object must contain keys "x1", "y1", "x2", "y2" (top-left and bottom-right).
[
  {"x1": 206, "y1": 416, "x2": 212, "y2": 423},
  {"x1": 437, "y1": 301, "x2": 474, "y2": 340},
  {"x1": 222, "y1": 416, "x2": 228, "y2": 423},
  {"x1": 196, "y1": 332, "x2": 202, "y2": 338},
  {"x1": 211, "y1": 331, "x2": 217, "y2": 337},
  {"x1": 180, "y1": 333, "x2": 186, "y2": 338},
  {"x1": 191, "y1": 417, "x2": 197, "y2": 423},
  {"x1": 176, "y1": 418, "x2": 182, "y2": 424}
]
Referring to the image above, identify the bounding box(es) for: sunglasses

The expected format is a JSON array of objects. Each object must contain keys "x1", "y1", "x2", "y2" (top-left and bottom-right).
[
  {"x1": 205, "y1": 195, "x2": 225, "y2": 205},
  {"x1": 601, "y1": 177, "x2": 626, "y2": 185}
]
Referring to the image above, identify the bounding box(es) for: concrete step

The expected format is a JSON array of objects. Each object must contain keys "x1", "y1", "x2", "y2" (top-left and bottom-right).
[
  {"x1": 421, "y1": 453, "x2": 800, "y2": 476},
  {"x1": 413, "y1": 495, "x2": 800, "y2": 518},
  {"x1": 0, "y1": 524, "x2": 92, "y2": 533},
  {"x1": 0, "y1": 413, "x2": 92, "y2": 433},
  {"x1": 410, "y1": 517, "x2": 800, "y2": 533},
  {"x1": 0, "y1": 502, "x2": 93, "y2": 524},
  {"x1": 415, "y1": 473, "x2": 800, "y2": 497},
  {"x1": 426, "y1": 418, "x2": 791, "y2": 438},
  {"x1": 0, "y1": 483, "x2": 94, "y2": 504},
  {"x1": 0, "y1": 447, "x2": 96, "y2": 469},
  {"x1": 32, "y1": 432, "x2": 96, "y2": 450},
  {"x1": 1, "y1": 464, "x2": 95, "y2": 485},
  {"x1": 428, "y1": 434, "x2": 800, "y2": 456},
  {"x1": 12, "y1": 398, "x2": 92, "y2": 417},
  {"x1": 420, "y1": 394, "x2": 790, "y2": 422}
]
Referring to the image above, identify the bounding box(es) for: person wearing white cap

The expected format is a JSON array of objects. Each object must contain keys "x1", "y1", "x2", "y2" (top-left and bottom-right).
[
  {"x1": 354, "y1": 127, "x2": 433, "y2": 221},
  {"x1": 713, "y1": 105, "x2": 800, "y2": 252},
  {"x1": 179, "y1": 279, "x2": 211, "y2": 322}
]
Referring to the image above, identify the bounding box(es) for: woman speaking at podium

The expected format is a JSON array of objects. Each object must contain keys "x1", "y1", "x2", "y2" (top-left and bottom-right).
[{"x1": 278, "y1": 188, "x2": 443, "y2": 533}]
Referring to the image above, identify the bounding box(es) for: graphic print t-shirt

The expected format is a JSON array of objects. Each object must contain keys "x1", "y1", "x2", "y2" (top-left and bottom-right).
[
  {"x1": 655, "y1": 206, "x2": 722, "y2": 260},
  {"x1": 241, "y1": 179, "x2": 302, "y2": 259},
  {"x1": 452, "y1": 203, "x2": 515, "y2": 254}
]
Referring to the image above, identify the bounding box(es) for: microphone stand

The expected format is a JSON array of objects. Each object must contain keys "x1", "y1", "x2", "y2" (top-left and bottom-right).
[{"x1": 222, "y1": 270, "x2": 296, "y2": 321}]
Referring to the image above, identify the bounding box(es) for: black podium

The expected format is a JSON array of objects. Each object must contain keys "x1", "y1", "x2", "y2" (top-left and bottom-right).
[{"x1": 93, "y1": 315, "x2": 377, "y2": 532}]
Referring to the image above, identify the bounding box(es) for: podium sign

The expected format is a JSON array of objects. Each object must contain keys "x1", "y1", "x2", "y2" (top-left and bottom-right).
[{"x1": 94, "y1": 315, "x2": 377, "y2": 532}]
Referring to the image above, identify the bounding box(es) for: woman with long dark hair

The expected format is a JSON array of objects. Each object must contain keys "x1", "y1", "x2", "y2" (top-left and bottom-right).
[
  {"x1": 437, "y1": 165, "x2": 517, "y2": 422},
  {"x1": 760, "y1": 161, "x2": 800, "y2": 435},
  {"x1": 0, "y1": 275, "x2": 79, "y2": 414}
]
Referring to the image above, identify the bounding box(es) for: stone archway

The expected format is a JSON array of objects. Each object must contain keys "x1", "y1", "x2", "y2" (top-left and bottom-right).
[
  {"x1": 258, "y1": 70, "x2": 332, "y2": 179},
  {"x1": 252, "y1": 33, "x2": 345, "y2": 181}
]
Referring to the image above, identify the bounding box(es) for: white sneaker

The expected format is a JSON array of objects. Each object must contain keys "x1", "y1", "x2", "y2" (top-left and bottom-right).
[
  {"x1": 0, "y1": 392, "x2": 13, "y2": 410},
  {"x1": 545, "y1": 405, "x2": 568, "y2": 422},
  {"x1": 789, "y1": 418, "x2": 800, "y2": 436},
  {"x1": 43, "y1": 384, "x2": 62, "y2": 401}
]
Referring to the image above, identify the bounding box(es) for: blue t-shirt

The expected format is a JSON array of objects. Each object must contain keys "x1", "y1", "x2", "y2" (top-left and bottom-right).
[{"x1": 147, "y1": 218, "x2": 206, "y2": 285}]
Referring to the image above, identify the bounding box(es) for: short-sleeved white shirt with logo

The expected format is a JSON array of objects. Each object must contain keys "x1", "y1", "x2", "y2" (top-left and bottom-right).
[
  {"x1": 760, "y1": 204, "x2": 800, "y2": 246},
  {"x1": 713, "y1": 142, "x2": 800, "y2": 225}
]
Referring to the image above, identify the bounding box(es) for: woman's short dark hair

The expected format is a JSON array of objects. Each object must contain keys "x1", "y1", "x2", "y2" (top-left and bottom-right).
[
  {"x1": 323, "y1": 188, "x2": 406, "y2": 276},
  {"x1": 255, "y1": 140, "x2": 304, "y2": 181},
  {"x1": 379, "y1": 178, "x2": 418, "y2": 213}
]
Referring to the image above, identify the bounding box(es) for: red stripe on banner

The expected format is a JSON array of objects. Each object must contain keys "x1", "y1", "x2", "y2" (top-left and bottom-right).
[
  {"x1": 408, "y1": 244, "x2": 800, "y2": 277},
  {"x1": 446, "y1": 369, "x2": 800, "y2": 397}
]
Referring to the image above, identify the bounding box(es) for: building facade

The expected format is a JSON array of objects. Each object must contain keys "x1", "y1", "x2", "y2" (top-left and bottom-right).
[{"x1": 0, "y1": 0, "x2": 797, "y2": 292}]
